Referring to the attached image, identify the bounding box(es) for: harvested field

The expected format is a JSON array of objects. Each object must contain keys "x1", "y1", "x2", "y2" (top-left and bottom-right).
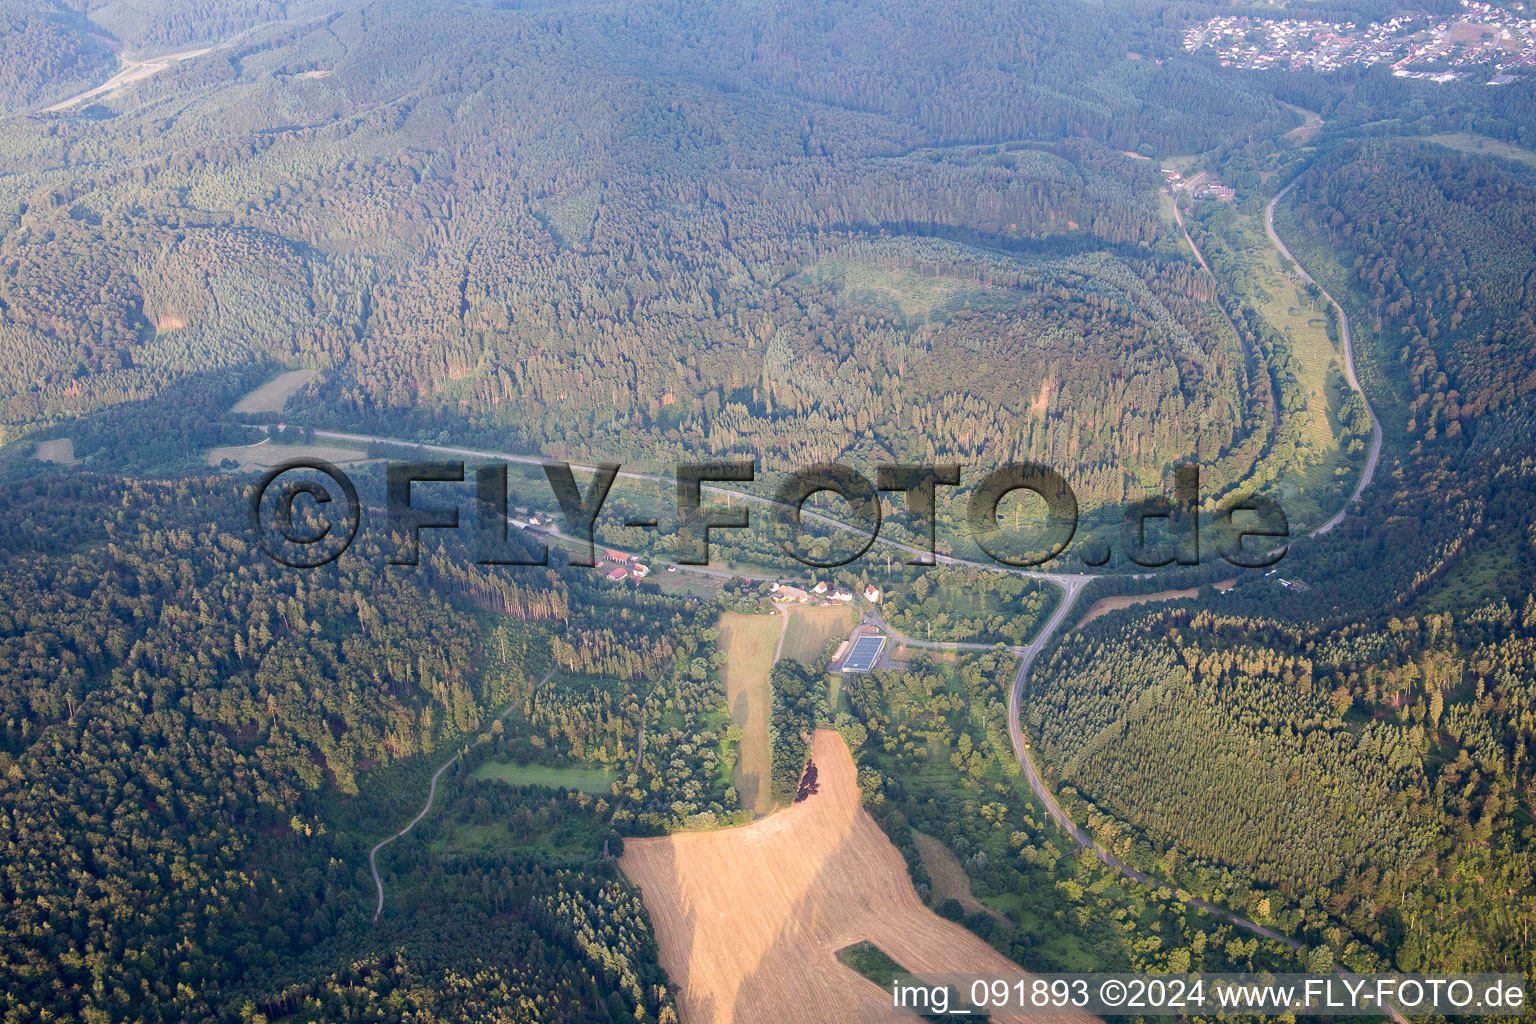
[
  {"x1": 1074, "y1": 578, "x2": 1237, "y2": 630},
  {"x1": 206, "y1": 440, "x2": 369, "y2": 472},
  {"x1": 34, "y1": 438, "x2": 77, "y2": 464},
  {"x1": 231, "y1": 368, "x2": 318, "y2": 414},
  {"x1": 717, "y1": 611, "x2": 784, "y2": 815},
  {"x1": 780, "y1": 604, "x2": 858, "y2": 666},
  {"x1": 623, "y1": 731, "x2": 1086, "y2": 1024},
  {"x1": 912, "y1": 829, "x2": 1007, "y2": 924}
]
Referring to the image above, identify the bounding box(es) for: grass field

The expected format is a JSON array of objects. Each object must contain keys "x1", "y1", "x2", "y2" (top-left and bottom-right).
[
  {"x1": 893, "y1": 644, "x2": 957, "y2": 664},
  {"x1": 33, "y1": 438, "x2": 78, "y2": 464},
  {"x1": 206, "y1": 440, "x2": 369, "y2": 472},
  {"x1": 622, "y1": 731, "x2": 1076, "y2": 1024},
  {"x1": 796, "y1": 255, "x2": 1013, "y2": 327},
  {"x1": 1247, "y1": 212, "x2": 1341, "y2": 451},
  {"x1": 717, "y1": 611, "x2": 785, "y2": 815},
  {"x1": 471, "y1": 761, "x2": 615, "y2": 795},
  {"x1": 230, "y1": 368, "x2": 318, "y2": 414},
  {"x1": 1419, "y1": 132, "x2": 1536, "y2": 169},
  {"x1": 834, "y1": 941, "x2": 909, "y2": 990},
  {"x1": 1190, "y1": 195, "x2": 1356, "y2": 527},
  {"x1": 779, "y1": 604, "x2": 858, "y2": 666},
  {"x1": 1280, "y1": 101, "x2": 1323, "y2": 144}
]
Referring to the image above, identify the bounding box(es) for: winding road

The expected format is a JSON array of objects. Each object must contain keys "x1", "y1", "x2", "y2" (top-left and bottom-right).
[
  {"x1": 999, "y1": 177, "x2": 1383, "y2": 915},
  {"x1": 1266, "y1": 181, "x2": 1383, "y2": 536},
  {"x1": 987, "y1": 179, "x2": 1401, "y2": 1018}
]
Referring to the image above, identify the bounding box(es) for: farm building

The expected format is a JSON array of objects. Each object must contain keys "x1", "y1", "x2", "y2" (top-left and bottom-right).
[{"x1": 605, "y1": 566, "x2": 629, "y2": 582}]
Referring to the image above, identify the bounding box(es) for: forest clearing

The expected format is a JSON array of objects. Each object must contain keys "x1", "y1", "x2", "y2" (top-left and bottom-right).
[
  {"x1": 911, "y1": 830, "x2": 1007, "y2": 924},
  {"x1": 1074, "y1": 578, "x2": 1236, "y2": 629},
  {"x1": 717, "y1": 612, "x2": 784, "y2": 815},
  {"x1": 621, "y1": 731, "x2": 1083, "y2": 1024},
  {"x1": 230, "y1": 368, "x2": 319, "y2": 414},
  {"x1": 33, "y1": 438, "x2": 77, "y2": 464}
]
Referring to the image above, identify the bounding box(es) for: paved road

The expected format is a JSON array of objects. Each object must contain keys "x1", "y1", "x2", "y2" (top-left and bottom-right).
[
  {"x1": 44, "y1": 47, "x2": 210, "y2": 112},
  {"x1": 994, "y1": 186, "x2": 1402, "y2": 1016},
  {"x1": 369, "y1": 668, "x2": 554, "y2": 921},
  {"x1": 1265, "y1": 181, "x2": 1383, "y2": 537},
  {"x1": 1002, "y1": 581, "x2": 1306, "y2": 946}
]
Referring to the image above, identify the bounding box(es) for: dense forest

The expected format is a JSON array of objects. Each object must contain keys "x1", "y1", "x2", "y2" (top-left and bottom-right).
[
  {"x1": 0, "y1": 471, "x2": 693, "y2": 1022},
  {"x1": 840, "y1": 650, "x2": 1325, "y2": 977},
  {"x1": 0, "y1": 0, "x2": 113, "y2": 113}
]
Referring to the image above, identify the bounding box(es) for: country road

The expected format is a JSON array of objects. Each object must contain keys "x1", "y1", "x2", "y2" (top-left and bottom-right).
[
  {"x1": 40, "y1": 15, "x2": 327, "y2": 114},
  {"x1": 991, "y1": 182, "x2": 1401, "y2": 1019},
  {"x1": 369, "y1": 668, "x2": 554, "y2": 921},
  {"x1": 1000, "y1": 583, "x2": 1306, "y2": 949},
  {"x1": 1266, "y1": 181, "x2": 1383, "y2": 536}
]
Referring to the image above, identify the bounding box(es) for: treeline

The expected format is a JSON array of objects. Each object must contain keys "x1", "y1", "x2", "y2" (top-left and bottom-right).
[
  {"x1": 1029, "y1": 598, "x2": 1536, "y2": 979},
  {"x1": 280, "y1": 779, "x2": 676, "y2": 1023},
  {"x1": 63, "y1": 0, "x2": 289, "y2": 52},
  {"x1": 478, "y1": 579, "x2": 748, "y2": 833},
  {"x1": 1287, "y1": 142, "x2": 1536, "y2": 443},
  {"x1": 884, "y1": 565, "x2": 1055, "y2": 646},
  {"x1": 769, "y1": 660, "x2": 830, "y2": 802}
]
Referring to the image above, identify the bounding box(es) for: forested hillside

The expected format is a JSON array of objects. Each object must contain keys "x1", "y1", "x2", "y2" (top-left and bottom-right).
[
  {"x1": 1024, "y1": 137, "x2": 1536, "y2": 982},
  {"x1": 5, "y1": 0, "x2": 1536, "y2": 1016},
  {"x1": 60, "y1": 0, "x2": 291, "y2": 52},
  {"x1": 0, "y1": 0, "x2": 113, "y2": 113},
  {"x1": 0, "y1": 471, "x2": 685, "y2": 1022},
  {"x1": 0, "y1": 0, "x2": 1300, "y2": 507}
]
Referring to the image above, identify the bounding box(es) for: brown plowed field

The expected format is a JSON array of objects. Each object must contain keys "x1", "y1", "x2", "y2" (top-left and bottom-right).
[{"x1": 622, "y1": 731, "x2": 1094, "y2": 1024}]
